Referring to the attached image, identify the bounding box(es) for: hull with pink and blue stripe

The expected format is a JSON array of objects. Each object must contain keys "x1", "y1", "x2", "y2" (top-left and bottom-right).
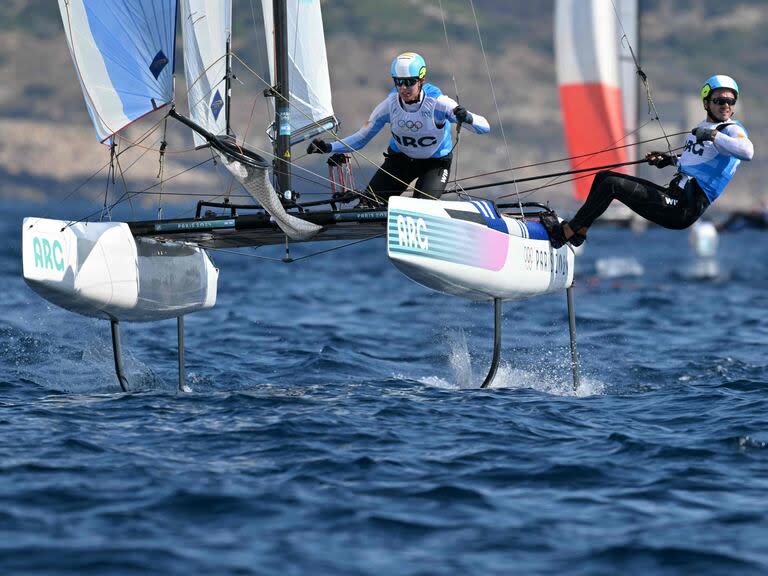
[{"x1": 387, "y1": 197, "x2": 574, "y2": 301}]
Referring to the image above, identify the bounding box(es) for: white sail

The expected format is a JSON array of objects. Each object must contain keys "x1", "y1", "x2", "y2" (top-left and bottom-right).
[
  {"x1": 261, "y1": 0, "x2": 337, "y2": 144},
  {"x1": 58, "y1": 0, "x2": 177, "y2": 142},
  {"x1": 181, "y1": 0, "x2": 232, "y2": 148}
]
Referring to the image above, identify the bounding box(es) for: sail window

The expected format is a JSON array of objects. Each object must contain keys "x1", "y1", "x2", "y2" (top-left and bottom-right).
[
  {"x1": 150, "y1": 50, "x2": 169, "y2": 80},
  {"x1": 210, "y1": 90, "x2": 224, "y2": 120}
]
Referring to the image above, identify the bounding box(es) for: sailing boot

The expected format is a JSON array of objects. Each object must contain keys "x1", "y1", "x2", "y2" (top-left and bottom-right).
[
  {"x1": 540, "y1": 212, "x2": 567, "y2": 249},
  {"x1": 562, "y1": 221, "x2": 587, "y2": 247}
]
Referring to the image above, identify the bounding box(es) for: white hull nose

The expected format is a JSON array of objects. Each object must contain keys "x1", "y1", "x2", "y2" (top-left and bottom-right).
[
  {"x1": 22, "y1": 218, "x2": 218, "y2": 322},
  {"x1": 387, "y1": 197, "x2": 574, "y2": 301}
]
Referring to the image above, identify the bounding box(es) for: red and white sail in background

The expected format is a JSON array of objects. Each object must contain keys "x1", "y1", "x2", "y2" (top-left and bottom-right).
[{"x1": 555, "y1": 0, "x2": 639, "y2": 200}]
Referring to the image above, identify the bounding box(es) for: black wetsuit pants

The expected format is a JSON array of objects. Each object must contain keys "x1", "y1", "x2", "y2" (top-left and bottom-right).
[
  {"x1": 570, "y1": 170, "x2": 710, "y2": 231},
  {"x1": 365, "y1": 149, "x2": 452, "y2": 201}
]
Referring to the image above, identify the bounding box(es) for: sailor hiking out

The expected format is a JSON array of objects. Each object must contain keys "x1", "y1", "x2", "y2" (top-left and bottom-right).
[
  {"x1": 307, "y1": 52, "x2": 490, "y2": 207},
  {"x1": 543, "y1": 74, "x2": 754, "y2": 248}
]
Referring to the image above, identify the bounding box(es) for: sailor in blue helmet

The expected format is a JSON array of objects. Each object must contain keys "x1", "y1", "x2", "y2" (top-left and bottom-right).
[
  {"x1": 307, "y1": 52, "x2": 490, "y2": 206},
  {"x1": 543, "y1": 74, "x2": 754, "y2": 248}
]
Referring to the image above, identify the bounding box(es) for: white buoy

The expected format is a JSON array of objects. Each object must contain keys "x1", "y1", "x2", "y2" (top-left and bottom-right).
[
  {"x1": 687, "y1": 221, "x2": 720, "y2": 279},
  {"x1": 689, "y1": 220, "x2": 719, "y2": 258}
]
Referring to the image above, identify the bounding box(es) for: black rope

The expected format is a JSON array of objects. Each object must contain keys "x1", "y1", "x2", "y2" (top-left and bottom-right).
[
  {"x1": 498, "y1": 169, "x2": 612, "y2": 205},
  {"x1": 456, "y1": 158, "x2": 648, "y2": 195},
  {"x1": 495, "y1": 144, "x2": 682, "y2": 203},
  {"x1": 450, "y1": 130, "x2": 687, "y2": 185}
]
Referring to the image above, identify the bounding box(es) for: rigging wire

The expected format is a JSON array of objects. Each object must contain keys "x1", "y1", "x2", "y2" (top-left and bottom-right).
[
  {"x1": 465, "y1": 157, "x2": 655, "y2": 194},
  {"x1": 106, "y1": 141, "x2": 136, "y2": 221},
  {"x1": 101, "y1": 140, "x2": 117, "y2": 222},
  {"x1": 496, "y1": 118, "x2": 654, "y2": 202},
  {"x1": 466, "y1": 0, "x2": 523, "y2": 213},
  {"x1": 482, "y1": 144, "x2": 684, "y2": 201},
  {"x1": 609, "y1": 0, "x2": 673, "y2": 153},
  {"x1": 157, "y1": 117, "x2": 169, "y2": 219},
  {"x1": 504, "y1": 170, "x2": 610, "y2": 205},
  {"x1": 65, "y1": 157, "x2": 216, "y2": 228},
  {"x1": 206, "y1": 233, "x2": 385, "y2": 264},
  {"x1": 437, "y1": 0, "x2": 464, "y2": 189},
  {"x1": 453, "y1": 130, "x2": 688, "y2": 184},
  {"x1": 281, "y1": 233, "x2": 386, "y2": 262},
  {"x1": 438, "y1": 0, "x2": 461, "y2": 100},
  {"x1": 39, "y1": 122, "x2": 164, "y2": 228}
]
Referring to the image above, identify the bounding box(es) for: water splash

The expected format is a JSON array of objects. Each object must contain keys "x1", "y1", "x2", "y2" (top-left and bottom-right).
[{"x1": 421, "y1": 328, "x2": 605, "y2": 396}]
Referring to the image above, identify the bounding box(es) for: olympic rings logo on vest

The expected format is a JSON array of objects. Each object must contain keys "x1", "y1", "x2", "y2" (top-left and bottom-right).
[{"x1": 397, "y1": 119, "x2": 423, "y2": 132}]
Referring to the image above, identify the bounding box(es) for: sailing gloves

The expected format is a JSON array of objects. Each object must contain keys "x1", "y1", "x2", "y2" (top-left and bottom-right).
[
  {"x1": 646, "y1": 151, "x2": 677, "y2": 169},
  {"x1": 307, "y1": 138, "x2": 332, "y2": 154},
  {"x1": 691, "y1": 127, "x2": 716, "y2": 143},
  {"x1": 453, "y1": 106, "x2": 473, "y2": 125}
]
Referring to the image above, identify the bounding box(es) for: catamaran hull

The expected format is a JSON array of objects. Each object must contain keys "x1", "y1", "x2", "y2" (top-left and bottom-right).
[
  {"x1": 387, "y1": 197, "x2": 574, "y2": 301},
  {"x1": 22, "y1": 218, "x2": 218, "y2": 322}
]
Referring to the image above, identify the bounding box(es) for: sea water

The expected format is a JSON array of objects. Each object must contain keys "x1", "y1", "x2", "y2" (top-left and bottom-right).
[{"x1": 2, "y1": 200, "x2": 767, "y2": 575}]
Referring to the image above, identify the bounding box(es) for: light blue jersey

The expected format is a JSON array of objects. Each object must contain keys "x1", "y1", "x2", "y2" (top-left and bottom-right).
[
  {"x1": 330, "y1": 83, "x2": 490, "y2": 159},
  {"x1": 678, "y1": 119, "x2": 753, "y2": 203}
]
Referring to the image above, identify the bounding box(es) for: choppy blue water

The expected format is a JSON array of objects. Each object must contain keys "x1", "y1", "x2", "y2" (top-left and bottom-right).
[{"x1": 2, "y1": 200, "x2": 768, "y2": 575}]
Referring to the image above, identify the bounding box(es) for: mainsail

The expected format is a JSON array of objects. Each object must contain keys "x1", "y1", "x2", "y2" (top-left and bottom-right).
[
  {"x1": 555, "y1": 0, "x2": 638, "y2": 200},
  {"x1": 259, "y1": 0, "x2": 338, "y2": 144},
  {"x1": 180, "y1": 0, "x2": 232, "y2": 148},
  {"x1": 59, "y1": 0, "x2": 177, "y2": 143},
  {"x1": 60, "y1": 0, "x2": 326, "y2": 240}
]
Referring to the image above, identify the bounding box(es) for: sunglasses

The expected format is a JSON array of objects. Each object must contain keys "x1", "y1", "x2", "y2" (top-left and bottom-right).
[
  {"x1": 394, "y1": 77, "x2": 420, "y2": 87},
  {"x1": 710, "y1": 97, "x2": 736, "y2": 106}
]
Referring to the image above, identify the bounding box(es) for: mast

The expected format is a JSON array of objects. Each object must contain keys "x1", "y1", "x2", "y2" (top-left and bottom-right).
[
  {"x1": 225, "y1": 35, "x2": 233, "y2": 137},
  {"x1": 273, "y1": 0, "x2": 291, "y2": 195}
]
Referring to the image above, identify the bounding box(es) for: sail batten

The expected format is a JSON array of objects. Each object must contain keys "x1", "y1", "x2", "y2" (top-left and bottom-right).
[{"x1": 59, "y1": 0, "x2": 178, "y2": 142}]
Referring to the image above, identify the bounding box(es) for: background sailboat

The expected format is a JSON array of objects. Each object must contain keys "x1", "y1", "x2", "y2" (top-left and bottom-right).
[{"x1": 555, "y1": 0, "x2": 645, "y2": 228}]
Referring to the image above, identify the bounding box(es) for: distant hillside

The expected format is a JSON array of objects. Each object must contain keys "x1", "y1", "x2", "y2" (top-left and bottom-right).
[{"x1": 0, "y1": 1, "x2": 765, "y2": 210}]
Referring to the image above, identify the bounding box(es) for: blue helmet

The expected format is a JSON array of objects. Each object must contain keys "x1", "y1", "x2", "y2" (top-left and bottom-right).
[
  {"x1": 701, "y1": 75, "x2": 739, "y2": 100},
  {"x1": 391, "y1": 52, "x2": 427, "y2": 80}
]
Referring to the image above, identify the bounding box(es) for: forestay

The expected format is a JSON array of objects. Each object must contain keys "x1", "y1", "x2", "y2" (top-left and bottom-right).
[{"x1": 58, "y1": 0, "x2": 177, "y2": 143}]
